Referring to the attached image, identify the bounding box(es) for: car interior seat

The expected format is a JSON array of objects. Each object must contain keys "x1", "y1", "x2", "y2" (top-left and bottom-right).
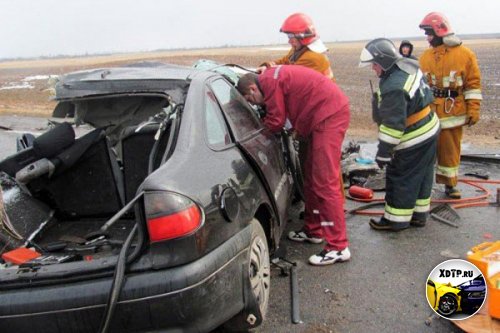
[
  {"x1": 0, "y1": 122, "x2": 75, "y2": 177},
  {"x1": 27, "y1": 128, "x2": 125, "y2": 217},
  {"x1": 119, "y1": 123, "x2": 170, "y2": 202}
]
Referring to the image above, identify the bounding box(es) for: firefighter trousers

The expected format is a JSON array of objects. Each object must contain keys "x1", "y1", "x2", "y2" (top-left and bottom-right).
[
  {"x1": 303, "y1": 108, "x2": 349, "y2": 251},
  {"x1": 436, "y1": 126, "x2": 463, "y2": 187},
  {"x1": 383, "y1": 137, "x2": 437, "y2": 226}
]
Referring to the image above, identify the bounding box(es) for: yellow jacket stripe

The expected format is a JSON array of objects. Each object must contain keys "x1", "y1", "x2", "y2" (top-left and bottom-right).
[
  {"x1": 395, "y1": 113, "x2": 440, "y2": 150},
  {"x1": 379, "y1": 125, "x2": 404, "y2": 145}
]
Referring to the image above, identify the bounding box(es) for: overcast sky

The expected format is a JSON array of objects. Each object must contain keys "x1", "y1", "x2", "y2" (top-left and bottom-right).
[{"x1": 1, "y1": 0, "x2": 499, "y2": 59}]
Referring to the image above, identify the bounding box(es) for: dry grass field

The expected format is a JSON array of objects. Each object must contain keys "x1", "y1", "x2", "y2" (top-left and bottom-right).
[{"x1": 1, "y1": 39, "x2": 499, "y2": 146}]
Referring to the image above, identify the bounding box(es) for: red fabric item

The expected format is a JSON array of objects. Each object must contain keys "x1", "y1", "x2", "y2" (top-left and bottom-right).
[
  {"x1": 302, "y1": 111, "x2": 350, "y2": 251},
  {"x1": 258, "y1": 65, "x2": 349, "y2": 137},
  {"x1": 258, "y1": 65, "x2": 350, "y2": 251}
]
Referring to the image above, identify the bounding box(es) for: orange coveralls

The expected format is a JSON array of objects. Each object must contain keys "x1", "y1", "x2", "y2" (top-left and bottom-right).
[
  {"x1": 262, "y1": 47, "x2": 335, "y2": 81},
  {"x1": 419, "y1": 44, "x2": 482, "y2": 186}
]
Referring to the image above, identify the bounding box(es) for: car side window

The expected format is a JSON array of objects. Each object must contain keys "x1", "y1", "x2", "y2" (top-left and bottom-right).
[
  {"x1": 205, "y1": 90, "x2": 231, "y2": 148},
  {"x1": 210, "y1": 79, "x2": 262, "y2": 141}
]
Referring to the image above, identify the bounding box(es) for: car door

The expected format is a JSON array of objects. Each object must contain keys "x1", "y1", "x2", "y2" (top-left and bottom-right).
[{"x1": 208, "y1": 78, "x2": 292, "y2": 229}]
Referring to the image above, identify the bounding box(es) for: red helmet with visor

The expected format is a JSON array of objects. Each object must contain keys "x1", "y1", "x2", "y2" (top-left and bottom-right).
[
  {"x1": 419, "y1": 12, "x2": 454, "y2": 37},
  {"x1": 280, "y1": 13, "x2": 317, "y2": 45}
]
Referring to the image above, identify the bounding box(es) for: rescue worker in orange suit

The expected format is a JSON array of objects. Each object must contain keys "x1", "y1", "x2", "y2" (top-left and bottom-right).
[
  {"x1": 359, "y1": 38, "x2": 440, "y2": 231},
  {"x1": 419, "y1": 12, "x2": 482, "y2": 199},
  {"x1": 257, "y1": 12, "x2": 334, "y2": 81},
  {"x1": 236, "y1": 65, "x2": 350, "y2": 265}
]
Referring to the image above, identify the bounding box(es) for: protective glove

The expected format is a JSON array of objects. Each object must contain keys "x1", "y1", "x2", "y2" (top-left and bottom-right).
[
  {"x1": 375, "y1": 155, "x2": 391, "y2": 169},
  {"x1": 467, "y1": 109, "x2": 480, "y2": 126}
]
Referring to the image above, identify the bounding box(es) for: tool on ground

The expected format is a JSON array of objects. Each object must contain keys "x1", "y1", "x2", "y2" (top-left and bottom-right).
[
  {"x1": 346, "y1": 202, "x2": 385, "y2": 216},
  {"x1": 430, "y1": 203, "x2": 460, "y2": 228},
  {"x1": 464, "y1": 170, "x2": 490, "y2": 180},
  {"x1": 271, "y1": 249, "x2": 302, "y2": 324}
]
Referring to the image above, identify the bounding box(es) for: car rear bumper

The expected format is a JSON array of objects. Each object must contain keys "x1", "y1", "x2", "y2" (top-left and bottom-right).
[{"x1": 0, "y1": 224, "x2": 253, "y2": 333}]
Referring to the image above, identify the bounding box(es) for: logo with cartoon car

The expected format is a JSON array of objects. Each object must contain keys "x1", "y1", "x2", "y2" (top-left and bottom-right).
[{"x1": 427, "y1": 275, "x2": 486, "y2": 317}]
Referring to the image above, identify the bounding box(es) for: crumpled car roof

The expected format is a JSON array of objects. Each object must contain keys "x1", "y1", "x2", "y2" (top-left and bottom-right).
[{"x1": 55, "y1": 62, "x2": 197, "y2": 103}]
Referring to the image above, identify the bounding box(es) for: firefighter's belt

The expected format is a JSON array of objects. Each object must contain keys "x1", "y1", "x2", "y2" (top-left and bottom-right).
[
  {"x1": 432, "y1": 87, "x2": 459, "y2": 98},
  {"x1": 406, "y1": 106, "x2": 431, "y2": 127}
]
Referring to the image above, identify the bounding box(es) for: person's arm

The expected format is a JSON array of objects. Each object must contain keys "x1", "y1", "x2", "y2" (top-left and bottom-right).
[
  {"x1": 261, "y1": 79, "x2": 287, "y2": 133},
  {"x1": 376, "y1": 90, "x2": 407, "y2": 167},
  {"x1": 258, "y1": 50, "x2": 293, "y2": 72},
  {"x1": 463, "y1": 50, "x2": 482, "y2": 125}
]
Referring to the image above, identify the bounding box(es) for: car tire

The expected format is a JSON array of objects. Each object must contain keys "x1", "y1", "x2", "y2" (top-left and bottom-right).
[
  {"x1": 248, "y1": 219, "x2": 270, "y2": 320},
  {"x1": 437, "y1": 293, "x2": 458, "y2": 316},
  {"x1": 222, "y1": 219, "x2": 270, "y2": 332}
]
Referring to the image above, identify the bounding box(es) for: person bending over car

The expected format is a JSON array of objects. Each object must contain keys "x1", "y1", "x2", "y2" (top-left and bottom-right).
[{"x1": 236, "y1": 65, "x2": 350, "y2": 266}]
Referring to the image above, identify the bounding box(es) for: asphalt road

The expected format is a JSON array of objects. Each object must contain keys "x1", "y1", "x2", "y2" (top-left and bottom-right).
[{"x1": 1, "y1": 115, "x2": 499, "y2": 333}]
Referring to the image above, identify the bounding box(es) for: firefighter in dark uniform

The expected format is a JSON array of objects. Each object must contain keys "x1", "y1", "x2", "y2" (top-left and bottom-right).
[{"x1": 359, "y1": 38, "x2": 440, "y2": 231}]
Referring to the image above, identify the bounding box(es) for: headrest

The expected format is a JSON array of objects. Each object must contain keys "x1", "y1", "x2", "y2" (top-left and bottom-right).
[{"x1": 33, "y1": 122, "x2": 75, "y2": 158}]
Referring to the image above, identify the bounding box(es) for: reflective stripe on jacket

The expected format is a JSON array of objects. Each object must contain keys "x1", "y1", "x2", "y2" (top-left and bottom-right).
[
  {"x1": 419, "y1": 44, "x2": 482, "y2": 129},
  {"x1": 373, "y1": 65, "x2": 438, "y2": 160}
]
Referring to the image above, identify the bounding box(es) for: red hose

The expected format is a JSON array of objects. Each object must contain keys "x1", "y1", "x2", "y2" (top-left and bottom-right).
[{"x1": 348, "y1": 177, "x2": 499, "y2": 215}]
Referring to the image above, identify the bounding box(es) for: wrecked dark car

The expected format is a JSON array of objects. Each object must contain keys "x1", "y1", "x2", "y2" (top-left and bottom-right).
[{"x1": 0, "y1": 62, "x2": 299, "y2": 332}]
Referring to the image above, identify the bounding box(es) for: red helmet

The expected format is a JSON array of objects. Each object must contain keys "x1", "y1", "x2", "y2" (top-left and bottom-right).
[
  {"x1": 419, "y1": 12, "x2": 453, "y2": 37},
  {"x1": 280, "y1": 13, "x2": 317, "y2": 45}
]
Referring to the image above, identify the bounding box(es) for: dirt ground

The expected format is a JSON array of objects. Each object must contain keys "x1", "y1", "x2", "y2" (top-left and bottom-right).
[{"x1": 1, "y1": 39, "x2": 499, "y2": 147}]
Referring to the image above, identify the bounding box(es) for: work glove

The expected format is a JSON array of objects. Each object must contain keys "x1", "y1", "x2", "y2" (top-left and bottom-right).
[
  {"x1": 375, "y1": 154, "x2": 391, "y2": 169},
  {"x1": 467, "y1": 109, "x2": 480, "y2": 126}
]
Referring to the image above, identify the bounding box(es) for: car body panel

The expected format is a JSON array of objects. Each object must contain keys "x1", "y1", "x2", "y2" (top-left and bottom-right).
[
  {"x1": 0, "y1": 224, "x2": 253, "y2": 333},
  {"x1": 0, "y1": 62, "x2": 294, "y2": 332}
]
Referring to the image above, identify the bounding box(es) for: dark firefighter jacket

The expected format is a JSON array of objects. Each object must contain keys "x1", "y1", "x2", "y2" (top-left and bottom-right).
[{"x1": 373, "y1": 59, "x2": 440, "y2": 164}]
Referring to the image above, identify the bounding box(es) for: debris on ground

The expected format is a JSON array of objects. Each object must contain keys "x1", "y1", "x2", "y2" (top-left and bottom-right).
[{"x1": 440, "y1": 249, "x2": 461, "y2": 259}]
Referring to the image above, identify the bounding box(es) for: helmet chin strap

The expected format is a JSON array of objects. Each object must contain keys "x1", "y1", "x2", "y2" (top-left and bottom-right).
[{"x1": 430, "y1": 36, "x2": 444, "y2": 47}]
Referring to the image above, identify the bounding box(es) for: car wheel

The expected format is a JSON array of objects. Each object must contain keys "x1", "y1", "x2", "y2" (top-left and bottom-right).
[
  {"x1": 437, "y1": 294, "x2": 458, "y2": 316},
  {"x1": 248, "y1": 219, "x2": 271, "y2": 319},
  {"x1": 222, "y1": 219, "x2": 270, "y2": 332}
]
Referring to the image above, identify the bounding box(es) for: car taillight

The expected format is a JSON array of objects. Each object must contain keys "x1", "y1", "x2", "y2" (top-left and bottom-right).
[{"x1": 144, "y1": 191, "x2": 202, "y2": 243}]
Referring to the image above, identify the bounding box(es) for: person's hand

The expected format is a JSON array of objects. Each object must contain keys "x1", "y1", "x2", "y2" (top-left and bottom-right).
[
  {"x1": 256, "y1": 66, "x2": 267, "y2": 74},
  {"x1": 256, "y1": 62, "x2": 276, "y2": 74},
  {"x1": 467, "y1": 111, "x2": 479, "y2": 126},
  {"x1": 375, "y1": 155, "x2": 391, "y2": 169}
]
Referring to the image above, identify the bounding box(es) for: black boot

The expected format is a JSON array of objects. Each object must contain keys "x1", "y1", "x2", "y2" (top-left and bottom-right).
[{"x1": 369, "y1": 218, "x2": 409, "y2": 231}]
